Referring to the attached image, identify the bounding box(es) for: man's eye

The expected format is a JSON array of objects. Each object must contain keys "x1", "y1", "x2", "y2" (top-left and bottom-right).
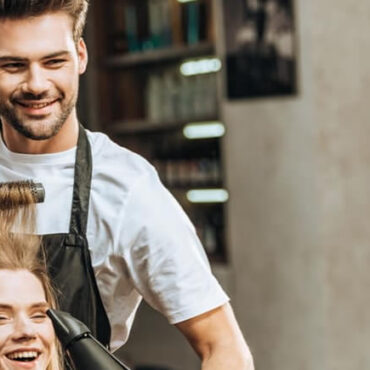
[
  {"x1": 0, "y1": 315, "x2": 10, "y2": 321},
  {"x1": 1, "y1": 63, "x2": 25, "y2": 71},
  {"x1": 45, "y1": 59, "x2": 66, "y2": 67}
]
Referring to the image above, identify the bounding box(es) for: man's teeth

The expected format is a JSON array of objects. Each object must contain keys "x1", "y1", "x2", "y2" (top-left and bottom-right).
[
  {"x1": 22, "y1": 102, "x2": 52, "y2": 109},
  {"x1": 7, "y1": 351, "x2": 38, "y2": 360}
]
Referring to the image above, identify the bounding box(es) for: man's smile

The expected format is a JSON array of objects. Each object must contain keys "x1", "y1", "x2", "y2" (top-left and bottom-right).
[{"x1": 14, "y1": 99, "x2": 59, "y2": 116}]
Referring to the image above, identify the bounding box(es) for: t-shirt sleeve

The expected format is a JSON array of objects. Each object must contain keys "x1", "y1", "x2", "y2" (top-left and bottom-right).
[{"x1": 117, "y1": 168, "x2": 229, "y2": 324}]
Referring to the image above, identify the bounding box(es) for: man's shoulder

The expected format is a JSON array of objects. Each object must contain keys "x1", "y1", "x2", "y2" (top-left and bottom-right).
[
  {"x1": 87, "y1": 130, "x2": 150, "y2": 165},
  {"x1": 86, "y1": 129, "x2": 156, "y2": 189}
]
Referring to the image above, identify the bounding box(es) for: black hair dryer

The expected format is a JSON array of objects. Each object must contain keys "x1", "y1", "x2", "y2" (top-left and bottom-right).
[{"x1": 47, "y1": 309, "x2": 130, "y2": 370}]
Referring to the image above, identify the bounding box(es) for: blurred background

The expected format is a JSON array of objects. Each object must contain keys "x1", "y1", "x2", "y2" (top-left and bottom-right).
[{"x1": 78, "y1": 0, "x2": 370, "y2": 369}]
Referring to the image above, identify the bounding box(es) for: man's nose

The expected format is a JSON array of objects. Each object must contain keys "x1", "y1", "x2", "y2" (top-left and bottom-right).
[{"x1": 22, "y1": 65, "x2": 50, "y2": 96}]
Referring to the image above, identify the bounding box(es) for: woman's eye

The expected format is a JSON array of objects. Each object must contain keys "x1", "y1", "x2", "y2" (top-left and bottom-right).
[
  {"x1": 32, "y1": 314, "x2": 46, "y2": 319},
  {"x1": 0, "y1": 315, "x2": 10, "y2": 322},
  {"x1": 30, "y1": 312, "x2": 47, "y2": 321}
]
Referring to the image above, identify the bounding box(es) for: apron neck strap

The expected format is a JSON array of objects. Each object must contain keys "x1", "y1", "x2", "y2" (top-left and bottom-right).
[{"x1": 69, "y1": 124, "x2": 92, "y2": 235}]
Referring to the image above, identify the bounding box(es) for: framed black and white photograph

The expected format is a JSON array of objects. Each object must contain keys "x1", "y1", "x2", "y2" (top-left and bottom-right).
[{"x1": 223, "y1": 0, "x2": 297, "y2": 99}]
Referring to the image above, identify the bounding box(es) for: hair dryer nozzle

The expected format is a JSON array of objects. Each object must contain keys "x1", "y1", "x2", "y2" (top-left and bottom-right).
[
  {"x1": 47, "y1": 309, "x2": 131, "y2": 370},
  {"x1": 47, "y1": 309, "x2": 90, "y2": 349}
]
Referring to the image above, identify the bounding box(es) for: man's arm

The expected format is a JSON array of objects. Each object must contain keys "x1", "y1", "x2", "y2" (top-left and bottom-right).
[{"x1": 175, "y1": 303, "x2": 254, "y2": 370}]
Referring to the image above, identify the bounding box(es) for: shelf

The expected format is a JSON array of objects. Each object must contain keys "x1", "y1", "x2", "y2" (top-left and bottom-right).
[
  {"x1": 90, "y1": 0, "x2": 227, "y2": 262},
  {"x1": 107, "y1": 115, "x2": 219, "y2": 135},
  {"x1": 103, "y1": 42, "x2": 214, "y2": 68},
  {"x1": 166, "y1": 183, "x2": 224, "y2": 192}
]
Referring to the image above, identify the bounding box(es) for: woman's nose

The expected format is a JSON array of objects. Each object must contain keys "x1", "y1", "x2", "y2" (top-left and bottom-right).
[{"x1": 11, "y1": 317, "x2": 37, "y2": 342}]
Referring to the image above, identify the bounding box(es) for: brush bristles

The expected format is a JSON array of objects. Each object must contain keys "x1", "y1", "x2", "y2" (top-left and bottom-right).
[
  {"x1": 0, "y1": 180, "x2": 39, "y2": 210},
  {"x1": 0, "y1": 181, "x2": 40, "y2": 232}
]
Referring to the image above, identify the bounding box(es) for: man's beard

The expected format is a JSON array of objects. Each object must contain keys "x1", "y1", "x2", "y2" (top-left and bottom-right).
[{"x1": 0, "y1": 91, "x2": 77, "y2": 141}]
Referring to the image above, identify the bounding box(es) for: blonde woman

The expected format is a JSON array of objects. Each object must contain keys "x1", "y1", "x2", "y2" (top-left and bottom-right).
[{"x1": 0, "y1": 182, "x2": 62, "y2": 370}]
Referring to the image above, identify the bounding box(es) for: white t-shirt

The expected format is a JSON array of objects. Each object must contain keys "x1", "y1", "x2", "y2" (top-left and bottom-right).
[{"x1": 0, "y1": 130, "x2": 229, "y2": 350}]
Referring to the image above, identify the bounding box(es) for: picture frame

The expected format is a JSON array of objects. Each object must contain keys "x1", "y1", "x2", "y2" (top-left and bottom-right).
[{"x1": 223, "y1": 0, "x2": 297, "y2": 99}]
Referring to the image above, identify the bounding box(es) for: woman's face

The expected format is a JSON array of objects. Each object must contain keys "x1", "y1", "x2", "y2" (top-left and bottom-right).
[{"x1": 0, "y1": 269, "x2": 55, "y2": 370}]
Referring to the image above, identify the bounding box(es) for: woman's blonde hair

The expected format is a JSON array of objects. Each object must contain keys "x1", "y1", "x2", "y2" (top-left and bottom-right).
[{"x1": 0, "y1": 181, "x2": 63, "y2": 370}]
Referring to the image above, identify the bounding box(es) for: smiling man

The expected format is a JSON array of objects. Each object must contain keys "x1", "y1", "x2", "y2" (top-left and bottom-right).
[
  {"x1": 0, "y1": 1, "x2": 254, "y2": 369},
  {"x1": 0, "y1": 9, "x2": 86, "y2": 153}
]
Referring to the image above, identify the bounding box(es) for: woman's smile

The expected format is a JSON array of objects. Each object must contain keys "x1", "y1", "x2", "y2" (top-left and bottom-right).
[{"x1": 0, "y1": 270, "x2": 55, "y2": 370}]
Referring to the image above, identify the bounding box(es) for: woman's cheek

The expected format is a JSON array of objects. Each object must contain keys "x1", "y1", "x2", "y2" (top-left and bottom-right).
[
  {"x1": 0, "y1": 325, "x2": 13, "y2": 347},
  {"x1": 41, "y1": 320, "x2": 55, "y2": 341}
]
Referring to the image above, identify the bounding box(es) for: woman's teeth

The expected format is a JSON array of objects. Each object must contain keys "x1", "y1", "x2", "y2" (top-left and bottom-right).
[{"x1": 7, "y1": 351, "x2": 38, "y2": 361}]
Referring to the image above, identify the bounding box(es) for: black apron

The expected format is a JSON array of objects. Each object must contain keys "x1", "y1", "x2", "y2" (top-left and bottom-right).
[{"x1": 41, "y1": 125, "x2": 111, "y2": 348}]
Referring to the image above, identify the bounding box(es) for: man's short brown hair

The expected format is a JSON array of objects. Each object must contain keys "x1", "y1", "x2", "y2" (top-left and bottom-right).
[{"x1": 0, "y1": 0, "x2": 89, "y2": 42}]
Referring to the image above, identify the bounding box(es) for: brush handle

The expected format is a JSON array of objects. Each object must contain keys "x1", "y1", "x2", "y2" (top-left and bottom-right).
[{"x1": 30, "y1": 182, "x2": 45, "y2": 203}]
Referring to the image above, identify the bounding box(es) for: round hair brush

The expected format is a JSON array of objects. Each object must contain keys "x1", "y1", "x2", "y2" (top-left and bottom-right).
[{"x1": 0, "y1": 180, "x2": 45, "y2": 210}]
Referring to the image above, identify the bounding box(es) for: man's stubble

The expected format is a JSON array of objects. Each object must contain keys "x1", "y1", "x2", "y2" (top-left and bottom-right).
[{"x1": 0, "y1": 90, "x2": 78, "y2": 141}]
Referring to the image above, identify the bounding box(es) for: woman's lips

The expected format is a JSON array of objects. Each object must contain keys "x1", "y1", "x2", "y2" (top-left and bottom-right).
[
  {"x1": 7, "y1": 350, "x2": 39, "y2": 360},
  {"x1": 4, "y1": 350, "x2": 42, "y2": 369}
]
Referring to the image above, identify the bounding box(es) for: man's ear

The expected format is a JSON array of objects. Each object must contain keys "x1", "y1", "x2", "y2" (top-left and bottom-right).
[{"x1": 77, "y1": 38, "x2": 88, "y2": 74}]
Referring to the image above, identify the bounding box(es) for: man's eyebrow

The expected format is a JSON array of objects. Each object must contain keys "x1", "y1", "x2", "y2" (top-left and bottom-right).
[
  {"x1": 42, "y1": 51, "x2": 71, "y2": 60},
  {"x1": 0, "y1": 51, "x2": 71, "y2": 63},
  {"x1": 0, "y1": 56, "x2": 27, "y2": 63},
  {"x1": 0, "y1": 304, "x2": 12, "y2": 310}
]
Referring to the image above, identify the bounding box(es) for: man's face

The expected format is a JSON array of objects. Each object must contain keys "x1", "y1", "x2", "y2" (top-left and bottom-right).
[{"x1": 0, "y1": 12, "x2": 87, "y2": 140}]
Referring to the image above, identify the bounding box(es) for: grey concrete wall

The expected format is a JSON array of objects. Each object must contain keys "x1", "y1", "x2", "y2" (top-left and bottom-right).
[
  {"x1": 223, "y1": 0, "x2": 325, "y2": 367},
  {"x1": 225, "y1": 0, "x2": 370, "y2": 369},
  {"x1": 312, "y1": 1, "x2": 370, "y2": 369}
]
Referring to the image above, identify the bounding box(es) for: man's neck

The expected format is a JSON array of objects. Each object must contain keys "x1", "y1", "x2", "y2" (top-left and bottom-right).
[{"x1": 0, "y1": 117, "x2": 79, "y2": 154}]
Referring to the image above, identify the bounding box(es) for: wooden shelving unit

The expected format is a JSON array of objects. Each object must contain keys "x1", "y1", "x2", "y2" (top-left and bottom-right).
[
  {"x1": 104, "y1": 41, "x2": 214, "y2": 68},
  {"x1": 108, "y1": 113, "x2": 219, "y2": 135},
  {"x1": 89, "y1": 0, "x2": 227, "y2": 262}
]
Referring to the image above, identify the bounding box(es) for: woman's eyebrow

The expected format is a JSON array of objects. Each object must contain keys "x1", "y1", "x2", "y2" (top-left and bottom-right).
[
  {"x1": 30, "y1": 302, "x2": 49, "y2": 309},
  {"x1": 0, "y1": 302, "x2": 49, "y2": 309}
]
